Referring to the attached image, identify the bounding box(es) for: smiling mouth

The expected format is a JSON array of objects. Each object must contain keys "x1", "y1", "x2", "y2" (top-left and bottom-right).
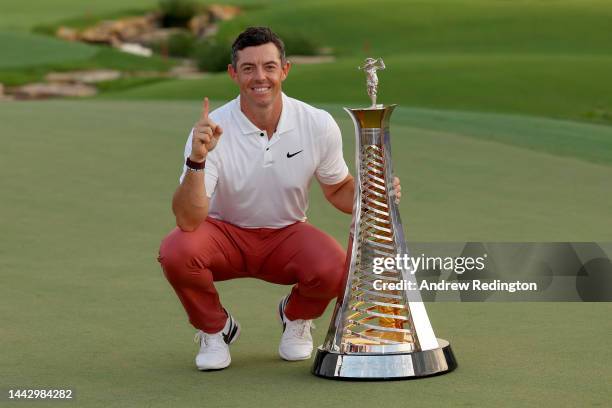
[{"x1": 252, "y1": 87, "x2": 271, "y2": 94}]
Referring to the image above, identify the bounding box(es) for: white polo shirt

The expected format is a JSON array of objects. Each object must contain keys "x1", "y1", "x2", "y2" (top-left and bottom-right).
[{"x1": 179, "y1": 93, "x2": 349, "y2": 228}]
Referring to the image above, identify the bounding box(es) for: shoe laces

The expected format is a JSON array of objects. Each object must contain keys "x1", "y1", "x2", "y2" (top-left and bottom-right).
[
  {"x1": 286, "y1": 319, "x2": 315, "y2": 339},
  {"x1": 194, "y1": 330, "x2": 225, "y2": 350}
]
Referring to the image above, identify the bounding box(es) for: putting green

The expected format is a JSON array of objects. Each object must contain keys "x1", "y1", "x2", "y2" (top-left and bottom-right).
[{"x1": 1, "y1": 100, "x2": 610, "y2": 407}]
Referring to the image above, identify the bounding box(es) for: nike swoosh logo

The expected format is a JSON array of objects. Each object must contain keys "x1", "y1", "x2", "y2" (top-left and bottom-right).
[
  {"x1": 223, "y1": 326, "x2": 237, "y2": 344},
  {"x1": 222, "y1": 315, "x2": 237, "y2": 344},
  {"x1": 287, "y1": 150, "x2": 303, "y2": 158}
]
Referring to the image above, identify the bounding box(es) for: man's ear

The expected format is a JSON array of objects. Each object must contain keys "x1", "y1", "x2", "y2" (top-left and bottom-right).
[
  {"x1": 281, "y1": 61, "x2": 291, "y2": 81},
  {"x1": 227, "y1": 64, "x2": 238, "y2": 83}
]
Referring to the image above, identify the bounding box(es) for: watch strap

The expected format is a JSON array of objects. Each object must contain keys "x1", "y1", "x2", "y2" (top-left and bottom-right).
[{"x1": 186, "y1": 157, "x2": 205, "y2": 170}]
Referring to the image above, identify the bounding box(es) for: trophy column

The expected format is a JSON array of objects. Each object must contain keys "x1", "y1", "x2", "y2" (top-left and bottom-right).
[{"x1": 312, "y1": 59, "x2": 457, "y2": 380}]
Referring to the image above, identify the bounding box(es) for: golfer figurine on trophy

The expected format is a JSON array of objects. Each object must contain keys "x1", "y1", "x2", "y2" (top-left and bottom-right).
[
  {"x1": 359, "y1": 57, "x2": 386, "y2": 108},
  {"x1": 312, "y1": 58, "x2": 457, "y2": 380}
]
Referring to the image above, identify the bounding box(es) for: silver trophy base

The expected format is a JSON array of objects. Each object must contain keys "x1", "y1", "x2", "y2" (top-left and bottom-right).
[{"x1": 312, "y1": 338, "x2": 457, "y2": 380}]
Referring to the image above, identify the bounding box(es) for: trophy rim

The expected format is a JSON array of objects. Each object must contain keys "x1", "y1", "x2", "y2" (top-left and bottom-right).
[
  {"x1": 312, "y1": 338, "x2": 457, "y2": 381},
  {"x1": 344, "y1": 103, "x2": 398, "y2": 111}
]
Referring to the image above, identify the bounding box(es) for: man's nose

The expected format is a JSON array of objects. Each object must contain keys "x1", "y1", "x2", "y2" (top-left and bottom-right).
[{"x1": 254, "y1": 66, "x2": 266, "y2": 80}]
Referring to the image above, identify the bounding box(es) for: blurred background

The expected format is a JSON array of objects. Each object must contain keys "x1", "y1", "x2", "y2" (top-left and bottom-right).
[{"x1": 1, "y1": 1, "x2": 611, "y2": 407}]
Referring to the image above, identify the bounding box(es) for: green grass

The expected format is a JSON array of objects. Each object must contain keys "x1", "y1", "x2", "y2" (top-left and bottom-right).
[
  {"x1": 0, "y1": 40, "x2": 176, "y2": 86},
  {"x1": 1, "y1": 100, "x2": 611, "y2": 407},
  {"x1": 351, "y1": 106, "x2": 612, "y2": 166},
  {"x1": 2, "y1": 1, "x2": 612, "y2": 406},
  {"x1": 3, "y1": 0, "x2": 612, "y2": 124},
  {"x1": 0, "y1": 0, "x2": 161, "y2": 31},
  {"x1": 216, "y1": 0, "x2": 612, "y2": 57},
  {"x1": 0, "y1": 31, "x2": 97, "y2": 69},
  {"x1": 1, "y1": 100, "x2": 611, "y2": 241},
  {"x1": 0, "y1": 0, "x2": 272, "y2": 31},
  {"x1": 100, "y1": 53, "x2": 612, "y2": 124},
  {"x1": 4, "y1": 0, "x2": 612, "y2": 56},
  {"x1": 97, "y1": 0, "x2": 612, "y2": 124},
  {"x1": 95, "y1": 76, "x2": 171, "y2": 93},
  {"x1": 31, "y1": 8, "x2": 154, "y2": 36}
]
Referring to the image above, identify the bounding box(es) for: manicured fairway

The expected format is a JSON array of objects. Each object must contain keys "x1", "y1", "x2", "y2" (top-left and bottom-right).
[
  {"x1": 90, "y1": 0, "x2": 612, "y2": 124},
  {"x1": 216, "y1": 0, "x2": 612, "y2": 57},
  {"x1": 0, "y1": 0, "x2": 159, "y2": 31},
  {"x1": 1, "y1": 100, "x2": 611, "y2": 407},
  {"x1": 0, "y1": 0, "x2": 267, "y2": 30},
  {"x1": 0, "y1": 31, "x2": 96, "y2": 69},
  {"x1": 100, "y1": 52, "x2": 612, "y2": 124},
  {"x1": 3, "y1": 0, "x2": 612, "y2": 124}
]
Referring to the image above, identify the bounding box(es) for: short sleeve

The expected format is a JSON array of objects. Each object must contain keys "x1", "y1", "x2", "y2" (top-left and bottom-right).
[
  {"x1": 179, "y1": 128, "x2": 218, "y2": 198},
  {"x1": 315, "y1": 115, "x2": 349, "y2": 185}
]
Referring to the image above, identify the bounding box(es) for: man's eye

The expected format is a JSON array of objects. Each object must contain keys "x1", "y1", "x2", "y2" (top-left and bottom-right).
[{"x1": 243, "y1": 67, "x2": 253, "y2": 73}]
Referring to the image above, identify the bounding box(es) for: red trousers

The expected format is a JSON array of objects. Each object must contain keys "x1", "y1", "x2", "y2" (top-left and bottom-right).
[{"x1": 158, "y1": 217, "x2": 346, "y2": 333}]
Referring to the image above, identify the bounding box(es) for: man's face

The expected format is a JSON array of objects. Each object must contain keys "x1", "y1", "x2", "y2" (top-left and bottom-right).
[{"x1": 228, "y1": 42, "x2": 290, "y2": 110}]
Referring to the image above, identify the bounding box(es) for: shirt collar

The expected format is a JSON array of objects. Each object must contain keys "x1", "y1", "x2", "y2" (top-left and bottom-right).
[{"x1": 232, "y1": 93, "x2": 295, "y2": 136}]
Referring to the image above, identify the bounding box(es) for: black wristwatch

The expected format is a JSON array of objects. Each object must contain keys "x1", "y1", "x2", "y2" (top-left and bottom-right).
[{"x1": 186, "y1": 157, "x2": 205, "y2": 172}]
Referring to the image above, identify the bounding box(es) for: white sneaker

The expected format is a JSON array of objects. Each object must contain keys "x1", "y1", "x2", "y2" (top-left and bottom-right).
[
  {"x1": 194, "y1": 311, "x2": 240, "y2": 370},
  {"x1": 278, "y1": 295, "x2": 315, "y2": 361}
]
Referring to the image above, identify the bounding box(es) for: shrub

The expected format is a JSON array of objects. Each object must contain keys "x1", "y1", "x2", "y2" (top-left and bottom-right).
[
  {"x1": 278, "y1": 31, "x2": 318, "y2": 56},
  {"x1": 193, "y1": 38, "x2": 231, "y2": 72},
  {"x1": 167, "y1": 31, "x2": 196, "y2": 57},
  {"x1": 159, "y1": 0, "x2": 197, "y2": 27}
]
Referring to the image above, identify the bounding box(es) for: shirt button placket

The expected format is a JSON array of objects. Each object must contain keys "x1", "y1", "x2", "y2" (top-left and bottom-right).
[{"x1": 260, "y1": 131, "x2": 273, "y2": 167}]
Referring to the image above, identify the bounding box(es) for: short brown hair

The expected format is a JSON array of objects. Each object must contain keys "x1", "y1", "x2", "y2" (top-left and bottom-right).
[{"x1": 231, "y1": 27, "x2": 286, "y2": 68}]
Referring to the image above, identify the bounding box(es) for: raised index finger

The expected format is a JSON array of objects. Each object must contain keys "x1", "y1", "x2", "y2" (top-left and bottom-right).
[{"x1": 201, "y1": 97, "x2": 209, "y2": 119}]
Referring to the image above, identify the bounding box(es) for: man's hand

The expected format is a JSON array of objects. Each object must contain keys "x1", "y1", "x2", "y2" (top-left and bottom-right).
[
  {"x1": 190, "y1": 97, "x2": 223, "y2": 163},
  {"x1": 392, "y1": 176, "x2": 402, "y2": 204}
]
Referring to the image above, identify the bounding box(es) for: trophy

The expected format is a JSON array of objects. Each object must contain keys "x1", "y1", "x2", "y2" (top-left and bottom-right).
[{"x1": 312, "y1": 58, "x2": 457, "y2": 379}]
